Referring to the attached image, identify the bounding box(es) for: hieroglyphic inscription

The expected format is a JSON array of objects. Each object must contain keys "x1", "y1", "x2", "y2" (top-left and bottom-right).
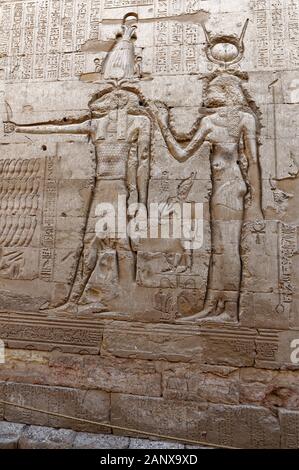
[
  {"x1": 39, "y1": 156, "x2": 58, "y2": 282},
  {"x1": 155, "y1": 0, "x2": 204, "y2": 17},
  {"x1": 253, "y1": 0, "x2": 299, "y2": 69},
  {"x1": 279, "y1": 223, "x2": 297, "y2": 305},
  {"x1": 280, "y1": 411, "x2": 299, "y2": 448},
  {"x1": 286, "y1": 0, "x2": 299, "y2": 65},
  {"x1": 256, "y1": 341, "x2": 278, "y2": 361},
  {"x1": 3, "y1": 382, "x2": 109, "y2": 432},
  {"x1": 0, "y1": 0, "x2": 102, "y2": 81},
  {"x1": 153, "y1": 0, "x2": 202, "y2": 74},
  {"x1": 104, "y1": 0, "x2": 153, "y2": 7},
  {"x1": 154, "y1": 21, "x2": 200, "y2": 74}
]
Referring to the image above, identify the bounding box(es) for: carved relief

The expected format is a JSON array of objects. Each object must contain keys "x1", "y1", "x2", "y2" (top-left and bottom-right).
[
  {"x1": 0, "y1": 2, "x2": 298, "y2": 450},
  {"x1": 0, "y1": 0, "x2": 102, "y2": 81},
  {"x1": 252, "y1": 0, "x2": 299, "y2": 70},
  {"x1": 4, "y1": 15, "x2": 153, "y2": 314},
  {"x1": 102, "y1": 13, "x2": 138, "y2": 81},
  {"x1": 0, "y1": 158, "x2": 41, "y2": 245},
  {"x1": 202, "y1": 19, "x2": 249, "y2": 66},
  {"x1": 39, "y1": 156, "x2": 58, "y2": 282},
  {"x1": 0, "y1": 9, "x2": 298, "y2": 332},
  {"x1": 0, "y1": 156, "x2": 43, "y2": 280},
  {"x1": 150, "y1": 68, "x2": 263, "y2": 323}
]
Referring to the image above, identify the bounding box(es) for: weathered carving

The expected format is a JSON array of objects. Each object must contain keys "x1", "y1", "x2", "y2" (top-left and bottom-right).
[
  {"x1": 0, "y1": 156, "x2": 43, "y2": 280},
  {"x1": 278, "y1": 223, "x2": 297, "y2": 309},
  {"x1": 102, "y1": 13, "x2": 138, "y2": 81},
  {"x1": 150, "y1": 70, "x2": 263, "y2": 322},
  {"x1": 253, "y1": 0, "x2": 299, "y2": 70},
  {"x1": 202, "y1": 19, "x2": 249, "y2": 66},
  {"x1": 0, "y1": 2, "x2": 298, "y2": 449},
  {"x1": 6, "y1": 85, "x2": 152, "y2": 313},
  {"x1": 269, "y1": 178, "x2": 293, "y2": 214},
  {"x1": 0, "y1": 158, "x2": 41, "y2": 247},
  {"x1": 5, "y1": 15, "x2": 153, "y2": 313},
  {"x1": 0, "y1": 0, "x2": 102, "y2": 81}
]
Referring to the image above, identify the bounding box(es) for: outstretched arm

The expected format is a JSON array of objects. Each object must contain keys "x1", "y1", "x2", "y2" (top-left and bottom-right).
[
  {"x1": 5, "y1": 119, "x2": 91, "y2": 136},
  {"x1": 243, "y1": 114, "x2": 263, "y2": 219},
  {"x1": 149, "y1": 102, "x2": 210, "y2": 162}
]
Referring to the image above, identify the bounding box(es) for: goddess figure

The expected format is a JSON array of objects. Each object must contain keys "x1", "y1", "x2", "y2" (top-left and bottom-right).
[{"x1": 150, "y1": 72, "x2": 263, "y2": 322}]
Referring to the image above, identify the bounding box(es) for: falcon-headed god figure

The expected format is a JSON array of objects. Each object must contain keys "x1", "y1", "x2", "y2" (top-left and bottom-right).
[{"x1": 4, "y1": 13, "x2": 152, "y2": 314}]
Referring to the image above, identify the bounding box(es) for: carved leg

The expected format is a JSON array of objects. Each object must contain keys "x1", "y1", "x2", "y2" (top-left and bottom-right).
[
  {"x1": 178, "y1": 213, "x2": 242, "y2": 323},
  {"x1": 177, "y1": 290, "x2": 238, "y2": 323},
  {"x1": 42, "y1": 238, "x2": 107, "y2": 314}
]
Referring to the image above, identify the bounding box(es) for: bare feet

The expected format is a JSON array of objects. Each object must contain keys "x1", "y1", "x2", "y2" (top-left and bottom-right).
[
  {"x1": 53, "y1": 302, "x2": 79, "y2": 314},
  {"x1": 76, "y1": 302, "x2": 108, "y2": 314},
  {"x1": 177, "y1": 311, "x2": 236, "y2": 324},
  {"x1": 176, "y1": 297, "x2": 238, "y2": 324}
]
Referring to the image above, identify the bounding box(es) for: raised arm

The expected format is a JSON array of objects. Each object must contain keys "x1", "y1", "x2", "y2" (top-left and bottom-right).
[
  {"x1": 243, "y1": 113, "x2": 263, "y2": 219},
  {"x1": 149, "y1": 102, "x2": 210, "y2": 162}
]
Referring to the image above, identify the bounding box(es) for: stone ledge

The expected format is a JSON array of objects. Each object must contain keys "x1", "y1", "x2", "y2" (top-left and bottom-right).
[
  {"x1": 111, "y1": 394, "x2": 281, "y2": 448},
  {"x1": 0, "y1": 422, "x2": 196, "y2": 449},
  {"x1": 1, "y1": 381, "x2": 110, "y2": 433},
  {"x1": 0, "y1": 422, "x2": 26, "y2": 449},
  {"x1": 19, "y1": 426, "x2": 76, "y2": 449}
]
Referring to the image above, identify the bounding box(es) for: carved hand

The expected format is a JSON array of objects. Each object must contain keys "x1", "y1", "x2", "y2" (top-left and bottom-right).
[
  {"x1": 245, "y1": 206, "x2": 264, "y2": 222},
  {"x1": 148, "y1": 101, "x2": 169, "y2": 129},
  {"x1": 4, "y1": 122, "x2": 16, "y2": 134},
  {"x1": 127, "y1": 189, "x2": 138, "y2": 208}
]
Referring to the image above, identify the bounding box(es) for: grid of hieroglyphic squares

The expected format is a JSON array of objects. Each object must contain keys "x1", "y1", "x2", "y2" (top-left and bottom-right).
[
  {"x1": 153, "y1": 0, "x2": 203, "y2": 75},
  {"x1": 0, "y1": 0, "x2": 102, "y2": 81},
  {"x1": 253, "y1": 0, "x2": 299, "y2": 69}
]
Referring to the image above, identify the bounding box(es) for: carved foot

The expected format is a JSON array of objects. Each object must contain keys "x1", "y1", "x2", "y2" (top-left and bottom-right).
[
  {"x1": 40, "y1": 299, "x2": 109, "y2": 315},
  {"x1": 177, "y1": 309, "x2": 213, "y2": 324},
  {"x1": 177, "y1": 299, "x2": 238, "y2": 324},
  {"x1": 39, "y1": 301, "x2": 51, "y2": 311},
  {"x1": 53, "y1": 302, "x2": 79, "y2": 314},
  {"x1": 77, "y1": 302, "x2": 108, "y2": 314},
  {"x1": 177, "y1": 311, "x2": 236, "y2": 324},
  {"x1": 39, "y1": 300, "x2": 76, "y2": 313}
]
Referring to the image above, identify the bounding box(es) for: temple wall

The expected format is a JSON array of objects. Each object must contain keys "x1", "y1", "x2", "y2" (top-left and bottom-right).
[{"x1": 0, "y1": 0, "x2": 298, "y2": 448}]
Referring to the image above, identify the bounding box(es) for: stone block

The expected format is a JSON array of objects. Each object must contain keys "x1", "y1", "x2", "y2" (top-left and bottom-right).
[
  {"x1": 73, "y1": 432, "x2": 129, "y2": 449},
  {"x1": 111, "y1": 394, "x2": 280, "y2": 448},
  {"x1": 0, "y1": 422, "x2": 26, "y2": 449},
  {"x1": 19, "y1": 425, "x2": 76, "y2": 449},
  {"x1": 3, "y1": 382, "x2": 110, "y2": 433},
  {"x1": 279, "y1": 409, "x2": 299, "y2": 449}
]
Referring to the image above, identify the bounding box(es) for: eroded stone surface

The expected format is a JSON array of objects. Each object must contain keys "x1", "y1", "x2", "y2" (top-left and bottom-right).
[
  {"x1": 0, "y1": 422, "x2": 26, "y2": 449},
  {"x1": 0, "y1": 0, "x2": 298, "y2": 449},
  {"x1": 0, "y1": 421, "x2": 206, "y2": 449},
  {"x1": 279, "y1": 409, "x2": 299, "y2": 449},
  {"x1": 111, "y1": 394, "x2": 281, "y2": 448},
  {"x1": 19, "y1": 425, "x2": 76, "y2": 449},
  {"x1": 73, "y1": 432, "x2": 129, "y2": 449},
  {"x1": 2, "y1": 382, "x2": 110, "y2": 433},
  {"x1": 129, "y1": 438, "x2": 184, "y2": 449},
  {"x1": 0, "y1": 0, "x2": 297, "y2": 326}
]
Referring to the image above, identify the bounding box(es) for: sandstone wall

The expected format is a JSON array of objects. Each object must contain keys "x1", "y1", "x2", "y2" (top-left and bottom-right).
[{"x1": 0, "y1": 0, "x2": 298, "y2": 448}]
